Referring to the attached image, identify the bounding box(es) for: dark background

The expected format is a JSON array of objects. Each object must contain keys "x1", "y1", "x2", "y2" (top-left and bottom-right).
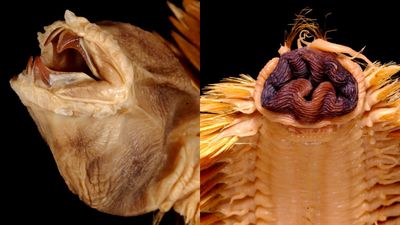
[
  {"x1": 202, "y1": 0, "x2": 400, "y2": 87},
  {"x1": 1, "y1": 0, "x2": 182, "y2": 224},
  {"x1": 1, "y1": 0, "x2": 399, "y2": 224}
]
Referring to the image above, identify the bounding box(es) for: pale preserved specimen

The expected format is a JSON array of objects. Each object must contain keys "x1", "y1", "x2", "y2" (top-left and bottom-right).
[
  {"x1": 200, "y1": 14, "x2": 400, "y2": 224},
  {"x1": 10, "y1": 11, "x2": 199, "y2": 224}
]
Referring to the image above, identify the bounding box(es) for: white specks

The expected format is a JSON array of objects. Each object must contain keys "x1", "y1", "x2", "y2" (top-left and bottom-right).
[
  {"x1": 304, "y1": 141, "x2": 322, "y2": 146},
  {"x1": 49, "y1": 73, "x2": 94, "y2": 87},
  {"x1": 55, "y1": 107, "x2": 73, "y2": 116}
]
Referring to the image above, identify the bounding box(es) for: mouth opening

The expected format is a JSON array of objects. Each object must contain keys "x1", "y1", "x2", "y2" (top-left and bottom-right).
[
  {"x1": 31, "y1": 29, "x2": 101, "y2": 86},
  {"x1": 50, "y1": 48, "x2": 94, "y2": 77},
  {"x1": 260, "y1": 47, "x2": 358, "y2": 123}
]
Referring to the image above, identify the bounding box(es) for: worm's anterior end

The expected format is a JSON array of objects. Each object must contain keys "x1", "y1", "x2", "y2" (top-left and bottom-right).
[{"x1": 261, "y1": 47, "x2": 358, "y2": 123}]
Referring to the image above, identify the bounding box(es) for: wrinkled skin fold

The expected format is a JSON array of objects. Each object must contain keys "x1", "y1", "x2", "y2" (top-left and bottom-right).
[
  {"x1": 200, "y1": 16, "x2": 400, "y2": 225},
  {"x1": 261, "y1": 48, "x2": 358, "y2": 123},
  {"x1": 10, "y1": 11, "x2": 199, "y2": 225}
]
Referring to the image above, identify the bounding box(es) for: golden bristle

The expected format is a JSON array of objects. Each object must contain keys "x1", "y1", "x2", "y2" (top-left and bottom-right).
[
  {"x1": 365, "y1": 64, "x2": 400, "y2": 89},
  {"x1": 168, "y1": 0, "x2": 200, "y2": 71},
  {"x1": 285, "y1": 8, "x2": 324, "y2": 49}
]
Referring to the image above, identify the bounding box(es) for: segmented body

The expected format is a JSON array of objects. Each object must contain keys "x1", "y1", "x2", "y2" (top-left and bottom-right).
[{"x1": 200, "y1": 48, "x2": 399, "y2": 224}]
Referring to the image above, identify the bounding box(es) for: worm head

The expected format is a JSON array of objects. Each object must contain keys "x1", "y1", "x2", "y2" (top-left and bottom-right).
[
  {"x1": 11, "y1": 10, "x2": 133, "y2": 116},
  {"x1": 10, "y1": 10, "x2": 198, "y2": 217},
  {"x1": 254, "y1": 14, "x2": 372, "y2": 131}
]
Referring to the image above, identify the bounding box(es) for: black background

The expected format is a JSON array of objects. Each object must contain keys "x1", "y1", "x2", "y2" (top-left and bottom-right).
[
  {"x1": 1, "y1": 0, "x2": 399, "y2": 224},
  {"x1": 202, "y1": 0, "x2": 400, "y2": 87},
  {"x1": 1, "y1": 0, "x2": 182, "y2": 224}
]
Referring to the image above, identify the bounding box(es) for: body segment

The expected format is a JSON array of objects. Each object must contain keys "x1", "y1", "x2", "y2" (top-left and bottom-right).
[{"x1": 200, "y1": 16, "x2": 399, "y2": 225}]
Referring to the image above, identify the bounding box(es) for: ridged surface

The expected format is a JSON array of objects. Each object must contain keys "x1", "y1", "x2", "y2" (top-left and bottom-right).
[
  {"x1": 363, "y1": 122, "x2": 400, "y2": 225},
  {"x1": 200, "y1": 21, "x2": 400, "y2": 222},
  {"x1": 257, "y1": 119, "x2": 366, "y2": 225},
  {"x1": 200, "y1": 64, "x2": 400, "y2": 224},
  {"x1": 202, "y1": 117, "x2": 400, "y2": 225}
]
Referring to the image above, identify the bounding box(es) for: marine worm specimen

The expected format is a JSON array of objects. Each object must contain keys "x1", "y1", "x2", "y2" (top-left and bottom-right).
[
  {"x1": 200, "y1": 14, "x2": 399, "y2": 225},
  {"x1": 10, "y1": 11, "x2": 199, "y2": 224},
  {"x1": 261, "y1": 48, "x2": 358, "y2": 123}
]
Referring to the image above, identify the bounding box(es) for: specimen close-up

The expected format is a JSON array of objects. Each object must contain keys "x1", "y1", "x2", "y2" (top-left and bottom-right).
[
  {"x1": 10, "y1": 8, "x2": 199, "y2": 225},
  {"x1": 200, "y1": 12, "x2": 399, "y2": 225}
]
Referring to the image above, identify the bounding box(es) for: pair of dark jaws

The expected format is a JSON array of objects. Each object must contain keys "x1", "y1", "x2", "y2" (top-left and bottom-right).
[
  {"x1": 29, "y1": 29, "x2": 98, "y2": 86},
  {"x1": 261, "y1": 48, "x2": 358, "y2": 123}
]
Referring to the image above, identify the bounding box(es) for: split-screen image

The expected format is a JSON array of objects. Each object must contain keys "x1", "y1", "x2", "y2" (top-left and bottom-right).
[{"x1": 2, "y1": 0, "x2": 399, "y2": 224}]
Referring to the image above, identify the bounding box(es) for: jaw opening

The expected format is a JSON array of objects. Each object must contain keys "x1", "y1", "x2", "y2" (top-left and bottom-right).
[
  {"x1": 254, "y1": 46, "x2": 366, "y2": 129},
  {"x1": 11, "y1": 11, "x2": 131, "y2": 117},
  {"x1": 260, "y1": 47, "x2": 358, "y2": 124},
  {"x1": 30, "y1": 28, "x2": 102, "y2": 88}
]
